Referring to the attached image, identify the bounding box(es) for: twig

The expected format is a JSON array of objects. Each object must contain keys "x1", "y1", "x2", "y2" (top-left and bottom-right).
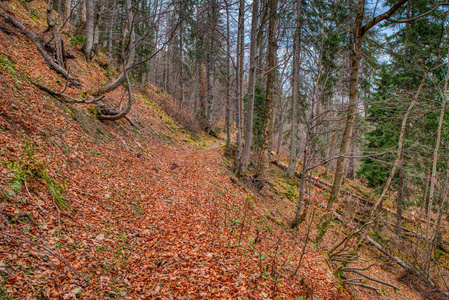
[
  {"x1": 51, "y1": 194, "x2": 61, "y2": 229},
  {"x1": 112, "y1": 133, "x2": 136, "y2": 152},
  {"x1": 347, "y1": 269, "x2": 398, "y2": 290},
  {"x1": 0, "y1": 231, "x2": 89, "y2": 284},
  {"x1": 291, "y1": 209, "x2": 315, "y2": 277},
  {"x1": 24, "y1": 179, "x2": 43, "y2": 210},
  {"x1": 343, "y1": 280, "x2": 383, "y2": 296},
  {"x1": 328, "y1": 211, "x2": 383, "y2": 256}
]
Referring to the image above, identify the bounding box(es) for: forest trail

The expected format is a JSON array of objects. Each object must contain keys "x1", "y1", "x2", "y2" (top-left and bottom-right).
[
  {"x1": 0, "y1": 1, "x2": 440, "y2": 299},
  {"x1": 0, "y1": 121, "x2": 346, "y2": 299}
]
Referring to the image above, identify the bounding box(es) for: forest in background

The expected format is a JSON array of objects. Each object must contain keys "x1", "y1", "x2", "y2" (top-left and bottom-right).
[{"x1": 2, "y1": 0, "x2": 449, "y2": 298}]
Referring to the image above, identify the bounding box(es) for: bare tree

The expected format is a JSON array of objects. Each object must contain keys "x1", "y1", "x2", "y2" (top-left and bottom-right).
[
  {"x1": 234, "y1": 0, "x2": 245, "y2": 165},
  {"x1": 236, "y1": 0, "x2": 260, "y2": 176},
  {"x1": 63, "y1": 0, "x2": 72, "y2": 31},
  {"x1": 257, "y1": 0, "x2": 278, "y2": 184},
  {"x1": 319, "y1": 0, "x2": 409, "y2": 240},
  {"x1": 287, "y1": 0, "x2": 303, "y2": 176},
  {"x1": 82, "y1": 0, "x2": 95, "y2": 61}
]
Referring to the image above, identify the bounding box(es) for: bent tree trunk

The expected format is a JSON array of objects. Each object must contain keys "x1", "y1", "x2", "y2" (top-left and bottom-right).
[{"x1": 97, "y1": 71, "x2": 133, "y2": 120}]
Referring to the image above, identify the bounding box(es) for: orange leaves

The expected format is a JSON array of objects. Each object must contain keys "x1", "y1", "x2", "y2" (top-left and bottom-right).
[{"x1": 0, "y1": 6, "x2": 348, "y2": 297}]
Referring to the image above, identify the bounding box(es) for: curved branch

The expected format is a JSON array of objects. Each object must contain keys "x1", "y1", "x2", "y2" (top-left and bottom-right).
[
  {"x1": 387, "y1": 2, "x2": 449, "y2": 24},
  {"x1": 97, "y1": 71, "x2": 133, "y2": 121},
  {"x1": 361, "y1": 0, "x2": 408, "y2": 35},
  {"x1": 31, "y1": 80, "x2": 103, "y2": 104}
]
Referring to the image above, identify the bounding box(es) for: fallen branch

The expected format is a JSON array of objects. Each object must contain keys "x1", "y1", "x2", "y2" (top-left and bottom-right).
[
  {"x1": 112, "y1": 133, "x2": 136, "y2": 152},
  {"x1": 342, "y1": 278, "x2": 384, "y2": 296},
  {"x1": 0, "y1": 231, "x2": 89, "y2": 284},
  {"x1": 347, "y1": 269, "x2": 398, "y2": 290}
]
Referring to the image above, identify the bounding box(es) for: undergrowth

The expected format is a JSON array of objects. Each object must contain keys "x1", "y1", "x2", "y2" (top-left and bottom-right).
[
  {"x1": 2, "y1": 142, "x2": 69, "y2": 209},
  {"x1": 139, "y1": 86, "x2": 202, "y2": 133}
]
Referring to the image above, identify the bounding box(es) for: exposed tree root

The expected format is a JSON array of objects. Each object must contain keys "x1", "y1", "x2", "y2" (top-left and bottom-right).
[{"x1": 0, "y1": 5, "x2": 80, "y2": 87}]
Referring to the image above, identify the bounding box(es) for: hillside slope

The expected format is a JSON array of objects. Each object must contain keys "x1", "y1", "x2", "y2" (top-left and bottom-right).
[{"x1": 0, "y1": 1, "x2": 349, "y2": 299}]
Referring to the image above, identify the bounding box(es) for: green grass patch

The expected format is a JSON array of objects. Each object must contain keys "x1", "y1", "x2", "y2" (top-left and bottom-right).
[{"x1": 2, "y1": 142, "x2": 69, "y2": 209}]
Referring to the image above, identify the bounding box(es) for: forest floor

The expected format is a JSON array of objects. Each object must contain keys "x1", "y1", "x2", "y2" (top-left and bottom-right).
[{"x1": 0, "y1": 0, "x2": 436, "y2": 299}]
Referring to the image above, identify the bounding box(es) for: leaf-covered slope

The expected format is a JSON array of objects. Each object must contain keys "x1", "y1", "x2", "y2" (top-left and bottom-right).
[{"x1": 0, "y1": 0, "x2": 348, "y2": 299}]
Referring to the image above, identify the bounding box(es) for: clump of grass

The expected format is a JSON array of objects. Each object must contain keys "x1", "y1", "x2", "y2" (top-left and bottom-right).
[
  {"x1": 69, "y1": 34, "x2": 86, "y2": 48},
  {"x1": 2, "y1": 142, "x2": 70, "y2": 209},
  {"x1": 0, "y1": 55, "x2": 16, "y2": 77},
  {"x1": 0, "y1": 55, "x2": 20, "y2": 83}
]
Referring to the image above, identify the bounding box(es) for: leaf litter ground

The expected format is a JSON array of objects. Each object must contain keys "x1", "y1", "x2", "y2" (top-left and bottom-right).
[{"x1": 0, "y1": 1, "x2": 423, "y2": 299}]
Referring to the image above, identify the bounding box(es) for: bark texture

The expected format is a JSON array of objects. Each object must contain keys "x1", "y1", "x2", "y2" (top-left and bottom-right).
[
  {"x1": 287, "y1": 0, "x2": 303, "y2": 176},
  {"x1": 257, "y1": 0, "x2": 278, "y2": 182},
  {"x1": 236, "y1": 0, "x2": 259, "y2": 176}
]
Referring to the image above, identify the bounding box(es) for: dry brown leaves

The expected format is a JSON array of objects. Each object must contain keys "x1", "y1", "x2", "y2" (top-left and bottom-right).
[{"x1": 0, "y1": 1, "x2": 411, "y2": 299}]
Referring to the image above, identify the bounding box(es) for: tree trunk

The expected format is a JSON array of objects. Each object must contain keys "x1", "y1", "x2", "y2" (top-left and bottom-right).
[
  {"x1": 238, "y1": 2, "x2": 245, "y2": 139},
  {"x1": 346, "y1": 137, "x2": 355, "y2": 180},
  {"x1": 63, "y1": 0, "x2": 71, "y2": 31},
  {"x1": 206, "y1": 0, "x2": 218, "y2": 133},
  {"x1": 47, "y1": 0, "x2": 65, "y2": 68},
  {"x1": 206, "y1": 43, "x2": 215, "y2": 132},
  {"x1": 200, "y1": 59, "x2": 207, "y2": 126},
  {"x1": 431, "y1": 152, "x2": 449, "y2": 266},
  {"x1": 324, "y1": 129, "x2": 336, "y2": 178},
  {"x1": 107, "y1": 0, "x2": 117, "y2": 60},
  {"x1": 424, "y1": 51, "x2": 449, "y2": 273},
  {"x1": 225, "y1": 1, "x2": 232, "y2": 154},
  {"x1": 92, "y1": 2, "x2": 104, "y2": 56},
  {"x1": 396, "y1": 165, "x2": 404, "y2": 237},
  {"x1": 372, "y1": 70, "x2": 428, "y2": 213},
  {"x1": 234, "y1": 0, "x2": 244, "y2": 165},
  {"x1": 257, "y1": 0, "x2": 278, "y2": 182},
  {"x1": 179, "y1": 20, "x2": 185, "y2": 108},
  {"x1": 291, "y1": 40, "x2": 324, "y2": 229},
  {"x1": 319, "y1": 0, "x2": 409, "y2": 241},
  {"x1": 236, "y1": 0, "x2": 259, "y2": 176},
  {"x1": 77, "y1": 0, "x2": 86, "y2": 34},
  {"x1": 82, "y1": 0, "x2": 95, "y2": 61},
  {"x1": 287, "y1": 0, "x2": 303, "y2": 176},
  {"x1": 326, "y1": 0, "x2": 364, "y2": 214},
  {"x1": 93, "y1": 0, "x2": 136, "y2": 96}
]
